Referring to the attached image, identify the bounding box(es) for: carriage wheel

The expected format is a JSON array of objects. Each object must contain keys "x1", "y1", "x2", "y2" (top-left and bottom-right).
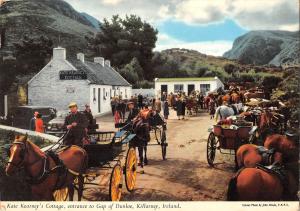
[
  {"x1": 109, "y1": 164, "x2": 123, "y2": 201},
  {"x1": 125, "y1": 147, "x2": 137, "y2": 192},
  {"x1": 161, "y1": 130, "x2": 167, "y2": 160},
  {"x1": 207, "y1": 132, "x2": 217, "y2": 166},
  {"x1": 53, "y1": 187, "x2": 69, "y2": 201}
]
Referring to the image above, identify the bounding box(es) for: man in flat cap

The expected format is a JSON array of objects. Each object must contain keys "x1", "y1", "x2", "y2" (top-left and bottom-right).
[
  {"x1": 126, "y1": 101, "x2": 139, "y2": 123},
  {"x1": 63, "y1": 102, "x2": 88, "y2": 147}
]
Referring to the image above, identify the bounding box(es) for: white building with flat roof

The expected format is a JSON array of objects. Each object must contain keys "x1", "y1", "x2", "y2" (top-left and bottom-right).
[{"x1": 154, "y1": 77, "x2": 224, "y2": 97}]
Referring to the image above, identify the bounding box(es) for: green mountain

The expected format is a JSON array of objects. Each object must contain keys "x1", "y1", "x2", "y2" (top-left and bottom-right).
[
  {"x1": 223, "y1": 30, "x2": 300, "y2": 66},
  {"x1": 0, "y1": 0, "x2": 97, "y2": 58}
]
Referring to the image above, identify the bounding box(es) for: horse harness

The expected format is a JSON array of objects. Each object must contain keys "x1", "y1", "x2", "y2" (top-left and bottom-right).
[
  {"x1": 256, "y1": 146, "x2": 276, "y2": 166},
  {"x1": 255, "y1": 162, "x2": 289, "y2": 198},
  {"x1": 8, "y1": 141, "x2": 69, "y2": 189}
]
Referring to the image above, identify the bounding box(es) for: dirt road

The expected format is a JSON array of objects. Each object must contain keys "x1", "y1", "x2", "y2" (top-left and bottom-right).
[{"x1": 83, "y1": 109, "x2": 235, "y2": 201}]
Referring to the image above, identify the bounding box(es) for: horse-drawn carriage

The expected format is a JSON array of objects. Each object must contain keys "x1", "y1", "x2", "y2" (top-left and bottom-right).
[
  {"x1": 207, "y1": 119, "x2": 254, "y2": 167},
  {"x1": 4, "y1": 127, "x2": 137, "y2": 202},
  {"x1": 53, "y1": 129, "x2": 137, "y2": 201}
]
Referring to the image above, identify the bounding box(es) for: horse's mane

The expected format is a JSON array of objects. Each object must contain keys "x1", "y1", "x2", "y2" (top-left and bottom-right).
[{"x1": 16, "y1": 136, "x2": 45, "y2": 157}]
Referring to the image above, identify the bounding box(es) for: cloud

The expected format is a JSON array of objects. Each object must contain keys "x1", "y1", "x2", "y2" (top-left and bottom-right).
[
  {"x1": 156, "y1": 34, "x2": 233, "y2": 56},
  {"x1": 101, "y1": 0, "x2": 125, "y2": 5},
  {"x1": 171, "y1": 0, "x2": 299, "y2": 31},
  {"x1": 65, "y1": 0, "x2": 299, "y2": 31}
]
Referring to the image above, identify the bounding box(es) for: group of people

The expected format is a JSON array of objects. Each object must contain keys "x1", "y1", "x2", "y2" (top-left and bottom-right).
[{"x1": 29, "y1": 103, "x2": 94, "y2": 147}]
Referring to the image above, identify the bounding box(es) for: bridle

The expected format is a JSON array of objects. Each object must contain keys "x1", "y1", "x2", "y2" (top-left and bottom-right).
[{"x1": 7, "y1": 140, "x2": 45, "y2": 169}]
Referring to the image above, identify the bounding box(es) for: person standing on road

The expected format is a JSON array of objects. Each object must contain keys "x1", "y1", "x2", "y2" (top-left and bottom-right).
[
  {"x1": 35, "y1": 113, "x2": 44, "y2": 133},
  {"x1": 138, "y1": 94, "x2": 143, "y2": 109},
  {"x1": 83, "y1": 104, "x2": 94, "y2": 132},
  {"x1": 163, "y1": 100, "x2": 169, "y2": 119},
  {"x1": 154, "y1": 98, "x2": 162, "y2": 114},
  {"x1": 29, "y1": 111, "x2": 39, "y2": 131},
  {"x1": 63, "y1": 102, "x2": 88, "y2": 147}
]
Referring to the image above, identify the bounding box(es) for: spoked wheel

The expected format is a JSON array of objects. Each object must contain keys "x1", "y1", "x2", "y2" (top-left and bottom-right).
[
  {"x1": 161, "y1": 130, "x2": 167, "y2": 160},
  {"x1": 207, "y1": 132, "x2": 217, "y2": 166},
  {"x1": 125, "y1": 147, "x2": 137, "y2": 192},
  {"x1": 109, "y1": 163, "x2": 123, "y2": 201},
  {"x1": 53, "y1": 187, "x2": 69, "y2": 201}
]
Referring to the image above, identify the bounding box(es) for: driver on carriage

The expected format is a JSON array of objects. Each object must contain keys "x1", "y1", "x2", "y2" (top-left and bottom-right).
[
  {"x1": 126, "y1": 101, "x2": 139, "y2": 123},
  {"x1": 63, "y1": 102, "x2": 88, "y2": 147}
]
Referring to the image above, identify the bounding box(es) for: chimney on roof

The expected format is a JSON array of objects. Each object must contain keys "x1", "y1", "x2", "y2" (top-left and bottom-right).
[
  {"x1": 53, "y1": 47, "x2": 66, "y2": 60},
  {"x1": 105, "y1": 60, "x2": 111, "y2": 67},
  {"x1": 77, "y1": 53, "x2": 85, "y2": 63},
  {"x1": 94, "y1": 57, "x2": 105, "y2": 66}
]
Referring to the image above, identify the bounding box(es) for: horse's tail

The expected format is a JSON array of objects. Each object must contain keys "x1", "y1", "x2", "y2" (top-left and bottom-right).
[{"x1": 227, "y1": 176, "x2": 238, "y2": 201}]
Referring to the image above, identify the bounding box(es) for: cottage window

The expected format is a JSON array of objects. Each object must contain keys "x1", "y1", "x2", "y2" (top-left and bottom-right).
[
  {"x1": 174, "y1": 84, "x2": 184, "y2": 93},
  {"x1": 103, "y1": 88, "x2": 106, "y2": 100},
  {"x1": 200, "y1": 84, "x2": 210, "y2": 94},
  {"x1": 125, "y1": 89, "x2": 127, "y2": 98}
]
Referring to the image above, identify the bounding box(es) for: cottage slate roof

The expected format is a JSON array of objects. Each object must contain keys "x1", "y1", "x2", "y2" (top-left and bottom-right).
[{"x1": 68, "y1": 58, "x2": 131, "y2": 87}]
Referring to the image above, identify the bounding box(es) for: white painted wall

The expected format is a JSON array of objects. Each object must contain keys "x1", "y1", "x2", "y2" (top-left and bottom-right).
[
  {"x1": 89, "y1": 84, "x2": 112, "y2": 115},
  {"x1": 28, "y1": 58, "x2": 90, "y2": 111},
  {"x1": 154, "y1": 78, "x2": 224, "y2": 97}
]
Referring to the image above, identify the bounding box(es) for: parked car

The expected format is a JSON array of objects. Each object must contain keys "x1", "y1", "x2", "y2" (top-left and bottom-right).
[
  {"x1": 46, "y1": 110, "x2": 99, "y2": 137},
  {"x1": 10, "y1": 106, "x2": 56, "y2": 130}
]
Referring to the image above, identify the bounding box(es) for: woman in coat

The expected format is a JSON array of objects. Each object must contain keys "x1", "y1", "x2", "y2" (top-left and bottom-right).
[
  {"x1": 175, "y1": 97, "x2": 183, "y2": 120},
  {"x1": 35, "y1": 113, "x2": 44, "y2": 133}
]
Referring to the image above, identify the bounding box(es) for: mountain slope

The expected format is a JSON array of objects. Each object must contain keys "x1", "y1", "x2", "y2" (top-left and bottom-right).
[
  {"x1": 223, "y1": 30, "x2": 300, "y2": 66},
  {"x1": 0, "y1": 0, "x2": 97, "y2": 57},
  {"x1": 81, "y1": 12, "x2": 101, "y2": 30}
]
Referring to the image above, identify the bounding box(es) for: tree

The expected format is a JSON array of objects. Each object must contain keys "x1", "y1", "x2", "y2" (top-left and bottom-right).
[
  {"x1": 88, "y1": 15, "x2": 158, "y2": 80},
  {"x1": 14, "y1": 36, "x2": 53, "y2": 75},
  {"x1": 118, "y1": 58, "x2": 143, "y2": 84},
  {"x1": 224, "y1": 63, "x2": 237, "y2": 75},
  {"x1": 0, "y1": 59, "x2": 16, "y2": 93}
]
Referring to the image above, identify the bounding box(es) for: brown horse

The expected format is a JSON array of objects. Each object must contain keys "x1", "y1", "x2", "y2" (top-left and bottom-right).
[
  {"x1": 236, "y1": 144, "x2": 282, "y2": 168},
  {"x1": 231, "y1": 92, "x2": 240, "y2": 104},
  {"x1": 227, "y1": 167, "x2": 298, "y2": 201},
  {"x1": 5, "y1": 135, "x2": 88, "y2": 201},
  {"x1": 264, "y1": 134, "x2": 298, "y2": 163}
]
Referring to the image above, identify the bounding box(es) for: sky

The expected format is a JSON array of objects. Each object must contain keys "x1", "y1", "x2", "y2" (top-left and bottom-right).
[{"x1": 65, "y1": 0, "x2": 299, "y2": 56}]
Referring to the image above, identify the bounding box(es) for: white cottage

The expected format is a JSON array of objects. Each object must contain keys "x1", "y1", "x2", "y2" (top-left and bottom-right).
[
  {"x1": 154, "y1": 77, "x2": 224, "y2": 97},
  {"x1": 28, "y1": 47, "x2": 132, "y2": 115}
]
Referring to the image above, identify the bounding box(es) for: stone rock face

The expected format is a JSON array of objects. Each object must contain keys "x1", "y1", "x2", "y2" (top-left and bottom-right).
[
  {"x1": 0, "y1": 0, "x2": 98, "y2": 57},
  {"x1": 223, "y1": 30, "x2": 300, "y2": 66}
]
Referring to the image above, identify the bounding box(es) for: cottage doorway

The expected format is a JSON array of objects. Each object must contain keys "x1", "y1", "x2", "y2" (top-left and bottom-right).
[
  {"x1": 188, "y1": 84, "x2": 195, "y2": 95},
  {"x1": 161, "y1": 85, "x2": 168, "y2": 98}
]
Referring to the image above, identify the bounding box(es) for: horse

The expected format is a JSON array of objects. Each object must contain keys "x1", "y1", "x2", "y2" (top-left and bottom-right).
[
  {"x1": 236, "y1": 144, "x2": 283, "y2": 169},
  {"x1": 131, "y1": 111, "x2": 152, "y2": 167},
  {"x1": 231, "y1": 93, "x2": 240, "y2": 104},
  {"x1": 264, "y1": 134, "x2": 298, "y2": 165},
  {"x1": 5, "y1": 135, "x2": 88, "y2": 201},
  {"x1": 257, "y1": 110, "x2": 284, "y2": 143},
  {"x1": 227, "y1": 166, "x2": 298, "y2": 201},
  {"x1": 244, "y1": 91, "x2": 265, "y2": 102}
]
